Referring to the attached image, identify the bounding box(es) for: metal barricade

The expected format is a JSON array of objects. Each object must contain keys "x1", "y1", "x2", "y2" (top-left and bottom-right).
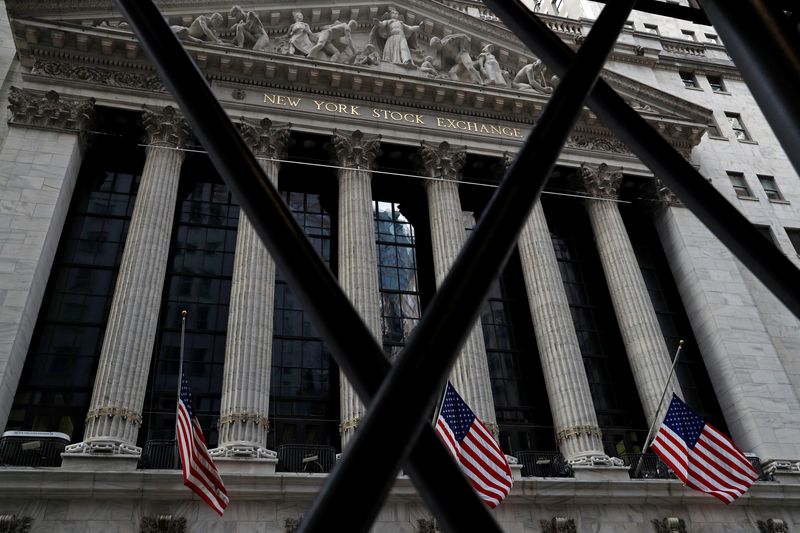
[
  {"x1": 516, "y1": 451, "x2": 573, "y2": 478},
  {"x1": 277, "y1": 444, "x2": 336, "y2": 473},
  {"x1": 138, "y1": 439, "x2": 179, "y2": 470},
  {"x1": 0, "y1": 431, "x2": 69, "y2": 467}
]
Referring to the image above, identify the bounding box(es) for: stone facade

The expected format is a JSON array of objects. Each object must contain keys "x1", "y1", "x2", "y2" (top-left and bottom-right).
[{"x1": 0, "y1": 1, "x2": 799, "y2": 532}]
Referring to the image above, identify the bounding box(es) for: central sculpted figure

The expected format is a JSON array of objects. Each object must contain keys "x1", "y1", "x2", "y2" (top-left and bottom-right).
[
  {"x1": 478, "y1": 44, "x2": 506, "y2": 86},
  {"x1": 285, "y1": 10, "x2": 316, "y2": 56},
  {"x1": 307, "y1": 20, "x2": 358, "y2": 61},
  {"x1": 370, "y1": 7, "x2": 421, "y2": 65},
  {"x1": 430, "y1": 33, "x2": 482, "y2": 84}
]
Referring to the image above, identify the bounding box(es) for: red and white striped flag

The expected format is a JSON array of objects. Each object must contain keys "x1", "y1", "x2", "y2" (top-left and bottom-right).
[
  {"x1": 650, "y1": 394, "x2": 758, "y2": 504},
  {"x1": 435, "y1": 382, "x2": 513, "y2": 508},
  {"x1": 177, "y1": 372, "x2": 229, "y2": 515}
]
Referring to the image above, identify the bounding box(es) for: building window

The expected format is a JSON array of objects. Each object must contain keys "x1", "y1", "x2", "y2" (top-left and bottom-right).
[
  {"x1": 707, "y1": 75, "x2": 726, "y2": 92},
  {"x1": 679, "y1": 71, "x2": 699, "y2": 89},
  {"x1": 725, "y1": 112, "x2": 753, "y2": 141},
  {"x1": 755, "y1": 225, "x2": 777, "y2": 246},
  {"x1": 681, "y1": 29, "x2": 697, "y2": 41},
  {"x1": 551, "y1": 0, "x2": 563, "y2": 14},
  {"x1": 375, "y1": 201, "x2": 421, "y2": 360},
  {"x1": 643, "y1": 23, "x2": 660, "y2": 35},
  {"x1": 728, "y1": 171, "x2": 754, "y2": 199},
  {"x1": 707, "y1": 117, "x2": 723, "y2": 138},
  {"x1": 758, "y1": 175, "x2": 786, "y2": 202},
  {"x1": 624, "y1": 20, "x2": 635, "y2": 30},
  {"x1": 785, "y1": 228, "x2": 800, "y2": 255},
  {"x1": 704, "y1": 33, "x2": 719, "y2": 44}
]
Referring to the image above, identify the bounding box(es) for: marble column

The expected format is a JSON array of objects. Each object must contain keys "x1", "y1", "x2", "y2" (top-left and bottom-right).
[
  {"x1": 212, "y1": 118, "x2": 290, "y2": 465},
  {"x1": 581, "y1": 163, "x2": 681, "y2": 426},
  {"x1": 419, "y1": 141, "x2": 496, "y2": 431},
  {"x1": 0, "y1": 88, "x2": 94, "y2": 432},
  {"x1": 518, "y1": 200, "x2": 606, "y2": 461},
  {"x1": 331, "y1": 130, "x2": 382, "y2": 447},
  {"x1": 64, "y1": 106, "x2": 190, "y2": 464}
]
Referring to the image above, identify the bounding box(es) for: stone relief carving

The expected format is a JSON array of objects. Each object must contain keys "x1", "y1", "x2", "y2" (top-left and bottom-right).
[
  {"x1": 142, "y1": 105, "x2": 192, "y2": 148},
  {"x1": 370, "y1": 6, "x2": 422, "y2": 66},
  {"x1": 541, "y1": 517, "x2": 577, "y2": 533},
  {"x1": 417, "y1": 518, "x2": 441, "y2": 533},
  {"x1": 285, "y1": 517, "x2": 302, "y2": 533},
  {"x1": 579, "y1": 162, "x2": 623, "y2": 199},
  {"x1": 430, "y1": 33, "x2": 483, "y2": 84},
  {"x1": 32, "y1": 59, "x2": 165, "y2": 91},
  {"x1": 282, "y1": 10, "x2": 315, "y2": 56},
  {"x1": 0, "y1": 514, "x2": 33, "y2": 533},
  {"x1": 228, "y1": 6, "x2": 269, "y2": 51},
  {"x1": 512, "y1": 60, "x2": 556, "y2": 93},
  {"x1": 477, "y1": 44, "x2": 506, "y2": 86},
  {"x1": 565, "y1": 134, "x2": 631, "y2": 155},
  {"x1": 331, "y1": 130, "x2": 382, "y2": 169},
  {"x1": 652, "y1": 517, "x2": 687, "y2": 533},
  {"x1": 354, "y1": 44, "x2": 382, "y2": 66},
  {"x1": 419, "y1": 141, "x2": 466, "y2": 180},
  {"x1": 171, "y1": 12, "x2": 224, "y2": 44},
  {"x1": 308, "y1": 20, "x2": 358, "y2": 62},
  {"x1": 140, "y1": 515, "x2": 187, "y2": 533},
  {"x1": 758, "y1": 518, "x2": 790, "y2": 533},
  {"x1": 239, "y1": 117, "x2": 291, "y2": 159},
  {"x1": 655, "y1": 178, "x2": 682, "y2": 207},
  {"x1": 7, "y1": 87, "x2": 95, "y2": 131}
]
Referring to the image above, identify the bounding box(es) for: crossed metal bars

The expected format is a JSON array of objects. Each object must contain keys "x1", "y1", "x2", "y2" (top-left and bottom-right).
[{"x1": 110, "y1": 0, "x2": 800, "y2": 532}]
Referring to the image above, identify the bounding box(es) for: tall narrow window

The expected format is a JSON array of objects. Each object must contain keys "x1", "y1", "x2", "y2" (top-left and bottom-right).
[
  {"x1": 375, "y1": 201, "x2": 421, "y2": 360},
  {"x1": 545, "y1": 198, "x2": 648, "y2": 457},
  {"x1": 8, "y1": 160, "x2": 142, "y2": 441},
  {"x1": 758, "y1": 175, "x2": 786, "y2": 202},
  {"x1": 269, "y1": 191, "x2": 339, "y2": 450},
  {"x1": 679, "y1": 71, "x2": 699, "y2": 89},
  {"x1": 141, "y1": 163, "x2": 239, "y2": 448},
  {"x1": 707, "y1": 116, "x2": 723, "y2": 138},
  {"x1": 728, "y1": 171, "x2": 754, "y2": 199},
  {"x1": 725, "y1": 112, "x2": 753, "y2": 141}
]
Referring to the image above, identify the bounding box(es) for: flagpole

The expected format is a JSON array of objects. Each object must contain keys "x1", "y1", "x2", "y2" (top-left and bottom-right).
[
  {"x1": 175, "y1": 309, "x2": 187, "y2": 464},
  {"x1": 634, "y1": 339, "x2": 684, "y2": 478},
  {"x1": 431, "y1": 381, "x2": 449, "y2": 426}
]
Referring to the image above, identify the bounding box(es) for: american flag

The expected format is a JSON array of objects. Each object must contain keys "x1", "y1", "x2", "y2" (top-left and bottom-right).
[
  {"x1": 435, "y1": 382, "x2": 513, "y2": 508},
  {"x1": 650, "y1": 394, "x2": 758, "y2": 504},
  {"x1": 177, "y1": 372, "x2": 229, "y2": 515}
]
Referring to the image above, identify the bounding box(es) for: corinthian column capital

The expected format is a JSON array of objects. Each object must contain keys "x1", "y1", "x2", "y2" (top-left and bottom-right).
[
  {"x1": 419, "y1": 141, "x2": 466, "y2": 181},
  {"x1": 7, "y1": 87, "x2": 95, "y2": 132},
  {"x1": 240, "y1": 117, "x2": 291, "y2": 159},
  {"x1": 580, "y1": 162, "x2": 622, "y2": 199},
  {"x1": 142, "y1": 105, "x2": 191, "y2": 148},
  {"x1": 655, "y1": 177, "x2": 683, "y2": 207},
  {"x1": 331, "y1": 129, "x2": 381, "y2": 169}
]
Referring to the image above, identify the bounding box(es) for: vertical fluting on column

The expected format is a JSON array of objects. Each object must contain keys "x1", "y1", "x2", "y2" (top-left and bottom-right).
[
  {"x1": 419, "y1": 141, "x2": 497, "y2": 430},
  {"x1": 518, "y1": 201, "x2": 605, "y2": 460},
  {"x1": 581, "y1": 163, "x2": 682, "y2": 426},
  {"x1": 214, "y1": 119, "x2": 290, "y2": 457},
  {"x1": 76, "y1": 106, "x2": 190, "y2": 453},
  {"x1": 331, "y1": 130, "x2": 382, "y2": 447}
]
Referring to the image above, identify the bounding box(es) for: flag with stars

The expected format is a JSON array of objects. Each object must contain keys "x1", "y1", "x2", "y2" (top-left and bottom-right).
[
  {"x1": 650, "y1": 394, "x2": 758, "y2": 504},
  {"x1": 177, "y1": 372, "x2": 229, "y2": 515},
  {"x1": 435, "y1": 382, "x2": 513, "y2": 508}
]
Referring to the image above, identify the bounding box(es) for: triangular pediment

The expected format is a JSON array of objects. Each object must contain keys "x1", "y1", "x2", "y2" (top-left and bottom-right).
[{"x1": 8, "y1": 0, "x2": 711, "y2": 150}]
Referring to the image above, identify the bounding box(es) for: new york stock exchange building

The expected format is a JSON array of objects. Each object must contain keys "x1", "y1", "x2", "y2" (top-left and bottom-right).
[{"x1": 0, "y1": 0, "x2": 799, "y2": 531}]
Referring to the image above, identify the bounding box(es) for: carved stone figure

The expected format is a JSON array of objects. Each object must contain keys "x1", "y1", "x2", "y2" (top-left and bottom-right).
[
  {"x1": 140, "y1": 515, "x2": 186, "y2": 533},
  {"x1": 354, "y1": 43, "x2": 381, "y2": 66},
  {"x1": 512, "y1": 60, "x2": 555, "y2": 93},
  {"x1": 285, "y1": 11, "x2": 316, "y2": 56},
  {"x1": 370, "y1": 7, "x2": 421, "y2": 65},
  {"x1": 228, "y1": 6, "x2": 269, "y2": 51},
  {"x1": 308, "y1": 20, "x2": 358, "y2": 62},
  {"x1": 419, "y1": 56, "x2": 440, "y2": 78},
  {"x1": 170, "y1": 13, "x2": 224, "y2": 44},
  {"x1": 430, "y1": 34, "x2": 482, "y2": 84},
  {"x1": 478, "y1": 44, "x2": 506, "y2": 86}
]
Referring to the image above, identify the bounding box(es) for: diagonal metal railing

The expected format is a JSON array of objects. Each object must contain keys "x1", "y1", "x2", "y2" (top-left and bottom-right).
[{"x1": 110, "y1": 0, "x2": 800, "y2": 531}]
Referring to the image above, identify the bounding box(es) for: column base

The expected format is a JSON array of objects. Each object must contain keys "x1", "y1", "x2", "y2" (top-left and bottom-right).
[
  {"x1": 208, "y1": 445, "x2": 278, "y2": 475},
  {"x1": 568, "y1": 454, "x2": 630, "y2": 481},
  {"x1": 61, "y1": 441, "x2": 141, "y2": 471},
  {"x1": 506, "y1": 455, "x2": 523, "y2": 481}
]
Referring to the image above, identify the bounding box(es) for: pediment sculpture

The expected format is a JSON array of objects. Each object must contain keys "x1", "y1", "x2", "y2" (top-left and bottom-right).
[{"x1": 369, "y1": 6, "x2": 421, "y2": 66}]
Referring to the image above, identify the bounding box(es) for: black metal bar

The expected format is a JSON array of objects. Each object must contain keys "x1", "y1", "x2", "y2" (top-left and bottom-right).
[
  {"x1": 700, "y1": 0, "x2": 800, "y2": 176},
  {"x1": 482, "y1": 0, "x2": 800, "y2": 324},
  {"x1": 111, "y1": 1, "x2": 502, "y2": 531},
  {"x1": 299, "y1": 3, "x2": 637, "y2": 531}
]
